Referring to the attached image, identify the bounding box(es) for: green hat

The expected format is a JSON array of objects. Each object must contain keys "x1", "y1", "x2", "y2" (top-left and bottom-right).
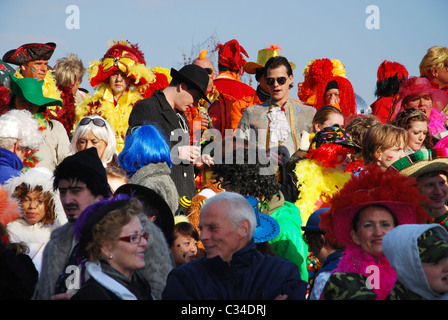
[
  {"x1": 9, "y1": 74, "x2": 62, "y2": 108},
  {"x1": 418, "y1": 228, "x2": 448, "y2": 263}
]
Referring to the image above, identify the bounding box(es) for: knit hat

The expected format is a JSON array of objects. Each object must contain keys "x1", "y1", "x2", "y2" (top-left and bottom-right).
[
  {"x1": 56, "y1": 147, "x2": 108, "y2": 190},
  {"x1": 215, "y1": 39, "x2": 249, "y2": 75},
  {"x1": 3, "y1": 42, "x2": 56, "y2": 66},
  {"x1": 244, "y1": 45, "x2": 296, "y2": 74}
]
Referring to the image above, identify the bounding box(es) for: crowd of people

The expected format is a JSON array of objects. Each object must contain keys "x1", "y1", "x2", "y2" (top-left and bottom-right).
[{"x1": 0, "y1": 38, "x2": 448, "y2": 301}]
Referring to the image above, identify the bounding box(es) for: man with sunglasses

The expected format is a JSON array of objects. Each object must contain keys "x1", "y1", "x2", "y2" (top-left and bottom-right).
[{"x1": 236, "y1": 56, "x2": 316, "y2": 165}]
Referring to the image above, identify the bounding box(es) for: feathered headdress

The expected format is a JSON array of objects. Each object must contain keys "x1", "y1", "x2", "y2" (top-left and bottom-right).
[
  {"x1": 215, "y1": 39, "x2": 249, "y2": 75},
  {"x1": 89, "y1": 40, "x2": 155, "y2": 89}
]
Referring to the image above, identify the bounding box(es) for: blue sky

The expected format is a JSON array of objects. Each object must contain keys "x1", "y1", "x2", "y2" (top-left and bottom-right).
[{"x1": 1, "y1": 0, "x2": 447, "y2": 107}]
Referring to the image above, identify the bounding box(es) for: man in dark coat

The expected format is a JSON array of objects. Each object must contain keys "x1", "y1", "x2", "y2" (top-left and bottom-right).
[
  {"x1": 128, "y1": 64, "x2": 210, "y2": 201},
  {"x1": 162, "y1": 192, "x2": 307, "y2": 300}
]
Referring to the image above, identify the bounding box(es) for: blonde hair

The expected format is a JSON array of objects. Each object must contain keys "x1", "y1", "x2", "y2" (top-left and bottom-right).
[
  {"x1": 419, "y1": 46, "x2": 448, "y2": 77},
  {"x1": 54, "y1": 53, "x2": 86, "y2": 86},
  {"x1": 362, "y1": 123, "x2": 408, "y2": 165}
]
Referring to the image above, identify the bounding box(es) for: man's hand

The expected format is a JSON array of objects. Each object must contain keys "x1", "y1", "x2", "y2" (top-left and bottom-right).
[{"x1": 178, "y1": 145, "x2": 201, "y2": 163}]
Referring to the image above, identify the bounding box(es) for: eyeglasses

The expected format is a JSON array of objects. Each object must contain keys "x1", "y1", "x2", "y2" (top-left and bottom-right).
[
  {"x1": 119, "y1": 231, "x2": 149, "y2": 244},
  {"x1": 266, "y1": 77, "x2": 287, "y2": 86},
  {"x1": 79, "y1": 117, "x2": 106, "y2": 127}
]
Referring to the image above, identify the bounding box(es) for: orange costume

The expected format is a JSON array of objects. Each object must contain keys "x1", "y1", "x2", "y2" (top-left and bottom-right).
[{"x1": 208, "y1": 40, "x2": 255, "y2": 136}]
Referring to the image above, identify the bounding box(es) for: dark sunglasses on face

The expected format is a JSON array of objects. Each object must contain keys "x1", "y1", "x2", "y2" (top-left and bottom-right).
[
  {"x1": 204, "y1": 68, "x2": 213, "y2": 75},
  {"x1": 266, "y1": 77, "x2": 287, "y2": 86},
  {"x1": 79, "y1": 117, "x2": 106, "y2": 127}
]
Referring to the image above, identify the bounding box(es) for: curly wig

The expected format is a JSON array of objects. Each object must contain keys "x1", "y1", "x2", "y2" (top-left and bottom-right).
[
  {"x1": 320, "y1": 164, "x2": 429, "y2": 248},
  {"x1": 314, "y1": 76, "x2": 356, "y2": 119}
]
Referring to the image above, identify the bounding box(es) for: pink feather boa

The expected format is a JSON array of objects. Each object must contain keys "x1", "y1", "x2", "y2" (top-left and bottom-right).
[
  {"x1": 332, "y1": 244, "x2": 397, "y2": 300},
  {"x1": 428, "y1": 108, "x2": 447, "y2": 136}
]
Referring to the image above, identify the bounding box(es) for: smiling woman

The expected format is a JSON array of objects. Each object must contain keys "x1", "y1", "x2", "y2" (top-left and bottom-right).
[{"x1": 71, "y1": 196, "x2": 154, "y2": 300}]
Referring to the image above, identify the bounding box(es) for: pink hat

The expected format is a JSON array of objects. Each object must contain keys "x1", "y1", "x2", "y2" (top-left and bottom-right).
[{"x1": 391, "y1": 76, "x2": 448, "y2": 119}]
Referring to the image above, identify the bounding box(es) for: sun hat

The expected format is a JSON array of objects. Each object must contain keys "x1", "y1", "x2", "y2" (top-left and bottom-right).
[
  {"x1": 243, "y1": 195, "x2": 280, "y2": 243},
  {"x1": 319, "y1": 164, "x2": 429, "y2": 248},
  {"x1": 244, "y1": 45, "x2": 296, "y2": 74},
  {"x1": 301, "y1": 208, "x2": 328, "y2": 233},
  {"x1": 388, "y1": 148, "x2": 448, "y2": 177},
  {"x1": 390, "y1": 76, "x2": 448, "y2": 119},
  {"x1": 3, "y1": 42, "x2": 56, "y2": 66},
  {"x1": 9, "y1": 74, "x2": 62, "y2": 108},
  {"x1": 170, "y1": 64, "x2": 210, "y2": 103},
  {"x1": 115, "y1": 183, "x2": 174, "y2": 242}
]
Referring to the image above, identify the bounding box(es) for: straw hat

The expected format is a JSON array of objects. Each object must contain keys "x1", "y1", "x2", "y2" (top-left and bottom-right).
[
  {"x1": 244, "y1": 45, "x2": 296, "y2": 74},
  {"x1": 388, "y1": 148, "x2": 448, "y2": 177}
]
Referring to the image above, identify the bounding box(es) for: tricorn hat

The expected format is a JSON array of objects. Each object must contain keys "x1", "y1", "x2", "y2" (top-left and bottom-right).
[{"x1": 3, "y1": 42, "x2": 56, "y2": 66}]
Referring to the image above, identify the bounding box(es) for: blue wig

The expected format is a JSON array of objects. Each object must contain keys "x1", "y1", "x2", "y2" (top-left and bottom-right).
[{"x1": 118, "y1": 124, "x2": 172, "y2": 176}]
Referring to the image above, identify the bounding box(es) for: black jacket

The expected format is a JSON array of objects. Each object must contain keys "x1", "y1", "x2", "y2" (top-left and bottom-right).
[{"x1": 128, "y1": 90, "x2": 197, "y2": 200}]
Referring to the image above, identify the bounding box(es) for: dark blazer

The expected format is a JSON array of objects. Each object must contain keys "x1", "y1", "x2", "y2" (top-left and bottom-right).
[{"x1": 128, "y1": 90, "x2": 197, "y2": 200}]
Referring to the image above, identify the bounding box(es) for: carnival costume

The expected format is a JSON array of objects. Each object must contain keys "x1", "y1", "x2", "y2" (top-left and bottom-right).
[
  {"x1": 370, "y1": 60, "x2": 408, "y2": 123},
  {"x1": 292, "y1": 125, "x2": 361, "y2": 225},
  {"x1": 75, "y1": 40, "x2": 170, "y2": 152},
  {"x1": 2, "y1": 42, "x2": 76, "y2": 135},
  {"x1": 320, "y1": 165, "x2": 429, "y2": 300},
  {"x1": 208, "y1": 39, "x2": 255, "y2": 135}
]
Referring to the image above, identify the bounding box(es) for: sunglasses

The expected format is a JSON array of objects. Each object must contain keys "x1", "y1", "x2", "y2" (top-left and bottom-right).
[
  {"x1": 204, "y1": 68, "x2": 214, "y2": 75},
  {"x1": 79, "y1": 117, "x2": 106, "y2": 127},
  {"x1": 266, "y1": 77, "x2": 287, "y2": 86}
]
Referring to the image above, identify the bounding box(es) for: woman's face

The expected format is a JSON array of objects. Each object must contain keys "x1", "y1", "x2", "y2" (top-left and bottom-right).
[
  {"x1": 351, "y1": 206, "x2": 396, "y2": 258},
  {"x1": 21, "y1": 190, "x2": 47, "y2": 225},
  {"x1": 404, "y1": 93, "x2": 433, "y2": 117},
  {"x1": 314, "y1": 112, "x2": 345, "y2": 132},
  {"x1": 375, "y1": 140, "x2": 406, "y2": 170},
  {"x1": 170, "y1": 232, "x2": 198, "y2": 266},
  {"x1": 76, "y1": 130, "x2": 107, "y2": 160},
  {"x1": 407, "y1": 121, "x2": 428, "y2": 151},
  {"x1": 104, "y1": 215, "x2": 147, "y2": 279}
]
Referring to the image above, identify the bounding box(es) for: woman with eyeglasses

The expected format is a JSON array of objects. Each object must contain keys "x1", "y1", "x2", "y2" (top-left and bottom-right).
[
  {"x1": 70, "y1": 115, "x2": 117, "y2": 167},
  {"x1": 71, "y1": 196, "x2": 154, "y2": 300}
]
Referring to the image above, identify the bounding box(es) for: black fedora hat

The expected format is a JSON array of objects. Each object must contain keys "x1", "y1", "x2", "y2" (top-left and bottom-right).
[
  {"x1": 170, "y1": 64, "x2": 210, "y2": 103},
  {"x1": 115, "y1": 183, "x2": 174, "y2": 243}
]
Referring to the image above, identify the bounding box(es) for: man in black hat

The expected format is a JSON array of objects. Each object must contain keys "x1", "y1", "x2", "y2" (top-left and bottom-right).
[
  {"x1": 34, "y1": 148, "x2": 111, "y2": 300},
  {"x1": 128, "y1": 64, "x2": 211, "y2": 201}
]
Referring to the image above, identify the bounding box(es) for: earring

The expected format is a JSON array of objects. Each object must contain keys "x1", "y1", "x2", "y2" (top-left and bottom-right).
[{"x1": 109, "y1": 255, "x2": 113, "y2": 260}]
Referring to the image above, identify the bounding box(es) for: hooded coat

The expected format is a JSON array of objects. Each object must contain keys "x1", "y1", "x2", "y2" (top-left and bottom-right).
[{"x1": 383, "y1": 224, "x2": 448, "y2": 300}]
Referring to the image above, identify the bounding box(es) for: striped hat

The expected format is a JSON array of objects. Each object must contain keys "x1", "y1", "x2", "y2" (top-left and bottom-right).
[{"x1": 388, "y1": 148, "x2": 448, "y2": 177}]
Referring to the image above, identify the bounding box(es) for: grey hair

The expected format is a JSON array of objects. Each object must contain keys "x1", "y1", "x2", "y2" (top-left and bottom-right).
[
  {"x1": 0, "y1": 109, "x2": 43, "y2": 149},
  {"x1": 201, "y1": 192, "x2": 257, "y2": 238},
  {"x1": 70, "y1": 114, "x2": 117, "y2": 166}
]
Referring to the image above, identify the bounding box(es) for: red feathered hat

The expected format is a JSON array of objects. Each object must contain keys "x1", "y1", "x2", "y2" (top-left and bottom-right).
[
  {"x1": 215, "y1": 39, "x2": 249, "y2": 75},
  {"x1": 89, "y1": 40, "x2": 152, "y2": 88},
  {"x1": 319, "y1": 164, "x2": 429, "y2": 248},
  {"x1": 377, "y1": 60, "x2": 408, "y2": 82},
  {"x1": 314, "y1": 75, "x2": 357, "y2": 119}
]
